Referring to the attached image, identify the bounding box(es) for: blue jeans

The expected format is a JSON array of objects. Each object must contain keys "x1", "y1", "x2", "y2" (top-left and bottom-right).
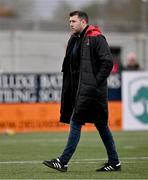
[{"x1": 59, "y1": 120, "x2": 119, "y2": 165}]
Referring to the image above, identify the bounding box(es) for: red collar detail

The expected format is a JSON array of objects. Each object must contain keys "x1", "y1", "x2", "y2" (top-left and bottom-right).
[{"x1": 85, "y1": 25, "x2": 102, "y2": 37}]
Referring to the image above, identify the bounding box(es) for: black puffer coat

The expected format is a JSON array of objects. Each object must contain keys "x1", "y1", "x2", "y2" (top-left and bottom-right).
[{"x1": 60, "y1": 25, "x2": 113, "y2": 125}]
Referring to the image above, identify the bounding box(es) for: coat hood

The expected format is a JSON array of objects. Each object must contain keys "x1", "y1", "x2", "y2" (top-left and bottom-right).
[{"x1": 85, "y1": 25, "x2": 102, "y2": 37}]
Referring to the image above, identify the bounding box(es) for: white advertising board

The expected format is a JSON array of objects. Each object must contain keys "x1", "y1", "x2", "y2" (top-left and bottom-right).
[{"x1": 122, "y1": 71, "x2": 148, "y2": 130}]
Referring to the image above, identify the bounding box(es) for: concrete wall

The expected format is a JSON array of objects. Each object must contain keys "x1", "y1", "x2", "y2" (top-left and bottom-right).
[
  {"x1": 0, "y1": 31, "x2": 69, "y2": 73},
  {"x1": 0, "y1": 31, "x2": 148, "y2": 73}
]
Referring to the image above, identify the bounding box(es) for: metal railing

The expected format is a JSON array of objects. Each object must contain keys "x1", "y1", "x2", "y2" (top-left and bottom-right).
[{"x1": 0, "y1": 18, "x2": 147, "y2": 33}]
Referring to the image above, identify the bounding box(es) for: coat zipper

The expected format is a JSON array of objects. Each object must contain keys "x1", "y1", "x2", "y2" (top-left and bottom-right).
[{"x1": 71, "y1": 36, "x2": 86, "y2": 119}]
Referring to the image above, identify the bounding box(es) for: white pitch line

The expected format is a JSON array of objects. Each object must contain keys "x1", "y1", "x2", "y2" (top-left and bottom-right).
[
  {"x1": 72, "y1": 156, "x2": 148, "y2": 161},
  {"x1": 0, "y1": 160, "x2": 41, "y2": 164},
  {"x1": 0, "y1": 157, "x2": 148, "y2": 164}
]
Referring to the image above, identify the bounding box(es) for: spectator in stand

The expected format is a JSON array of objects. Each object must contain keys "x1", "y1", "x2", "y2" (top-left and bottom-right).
[
  {"x1": 124, "y1": 52, "x2": 141, "y2": 71},
  {"x1": 112, "y1": 58, "x2": 124, "y2": 74}
]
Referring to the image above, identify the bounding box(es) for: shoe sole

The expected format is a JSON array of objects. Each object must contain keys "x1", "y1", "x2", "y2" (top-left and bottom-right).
[
  {"x1": 43, "y1": 161, "x2": 67, "y2": 172},
  {"x1": 96, "y1": 168, "x2": 121, "y2": 172}
]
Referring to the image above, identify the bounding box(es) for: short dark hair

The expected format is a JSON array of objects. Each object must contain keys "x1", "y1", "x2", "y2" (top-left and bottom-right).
[{"x1": 69, "y1": 11, "x2": 88, "y2": 23}]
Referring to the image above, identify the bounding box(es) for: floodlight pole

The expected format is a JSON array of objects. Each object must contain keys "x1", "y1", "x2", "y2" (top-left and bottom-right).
[
  {"x1": 141, "y1": 0, "x2": 147, "y2": 32},
  {"x1": 141, "y1": 0, "x2": 147, "y2": 70}
]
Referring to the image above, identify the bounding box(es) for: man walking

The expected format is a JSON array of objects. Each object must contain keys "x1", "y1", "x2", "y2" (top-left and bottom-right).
[{"x1": 43, "y1": 11, "x2": 121, "y2": 172}]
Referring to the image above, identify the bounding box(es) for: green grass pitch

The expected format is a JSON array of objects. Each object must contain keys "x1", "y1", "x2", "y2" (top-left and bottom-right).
[{"x1": 0, "y1": 130, "x2": 148, "y2": 179}]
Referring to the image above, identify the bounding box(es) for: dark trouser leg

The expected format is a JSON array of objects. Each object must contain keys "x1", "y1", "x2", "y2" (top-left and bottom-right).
[
  {"x1": 59, "y1": 120, "x2": 82, "y2": 164},
  {"x1": 95, "y1": 123, "x2": 119, "y2": 164}
]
